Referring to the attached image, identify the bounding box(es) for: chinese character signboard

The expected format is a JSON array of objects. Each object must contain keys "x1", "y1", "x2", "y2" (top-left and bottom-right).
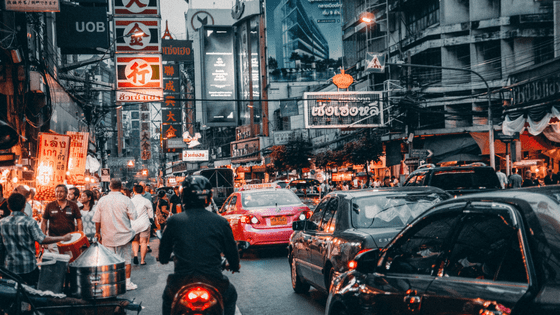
[
  {"x1": 115, "y1": 55, "x2": 163, "y2": 102},
  {"x1": 182, "y1": 150, "x2": 209, "y2": 162},
  {"x1": 140, "y1": 103, "x2": 151, "y2": 160},
  {"x1": 162, "y1": 124, "x2": 180, "y2": 139},
  {"x1": 114, "y1": 0, "x2": 159, "y2": 15},
  {"x1": 35, "y1": 133, "x2": 71, "y2": 201},
  {"x1": 6, "y1": 0, "x2": 60, "y2": 12},
  {"x1": 114, "y1": 18, "x2": 161, "y2": 53},
  {"x1": 303, "y1": 92, "x2": 386, "y2": 129},
  {"x1": 66, "y1": 132, "x2": 89, "y2": 185},
  {"x1": 161, "y1": 62, "x2": 182, "y2": 141}
]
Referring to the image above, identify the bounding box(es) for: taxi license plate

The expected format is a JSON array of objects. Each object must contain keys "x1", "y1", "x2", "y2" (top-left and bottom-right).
[{"x1": 270, "y1": 216, "x2": 287, "y2": 226}]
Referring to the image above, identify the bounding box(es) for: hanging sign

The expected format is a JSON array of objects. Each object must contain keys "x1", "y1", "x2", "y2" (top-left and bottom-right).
[
  {"x1": 182, "y1": 150, "x2": 209, "y2": 162},
  {"x1": 114, "y1": 0, "x2": 159, "y2": 16},
  {"x1": 114, "y1": 18, "x2": 161, "y2": 53},
  {"x1": 35, "y1": 133, "x2": 71, "y2": 201},
  {"x1": 365, "y1": 53, "x2": 387, "y2": 73},
  {"x1": 5, "y1": 0, "x2": 60, "y2": 12},
  {"x1": 66, "y1": 131, "x2": 89, "y2": 185}
]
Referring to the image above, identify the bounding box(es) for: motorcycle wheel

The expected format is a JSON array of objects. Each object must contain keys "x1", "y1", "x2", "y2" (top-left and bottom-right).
[{"x1": 291, "y1": 255, "x2": 310, "y2": 293}]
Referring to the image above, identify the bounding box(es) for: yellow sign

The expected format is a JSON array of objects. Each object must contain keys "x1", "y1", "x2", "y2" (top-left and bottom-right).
[
  {"x1": 35, "y1": 133, "x2": 71, "y2": 200},
  {"x1": 67, "y1": 131, "x2": 89, "y2": 185},
  {"x1": 332, "y1": 69, "x2": 353, "y2": 89}
]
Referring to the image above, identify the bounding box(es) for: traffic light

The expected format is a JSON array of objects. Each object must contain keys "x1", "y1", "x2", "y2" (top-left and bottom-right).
[{"x1": 141, "y1": 169, "x2": 148, "y2": 176}]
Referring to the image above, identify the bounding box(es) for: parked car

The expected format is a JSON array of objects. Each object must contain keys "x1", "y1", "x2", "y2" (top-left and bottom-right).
[
  {"x1": 326, "y1": 186, "x2": 560, "y2": 315},
  {"x1": 403, "y1": 162, "x2": 501, "y2": 196},
  {"x1": 219, "y1": 186, "x2": 312, "y2": 249},
  {"x1": 289, "y1": 186, "x2": 451, "y2": 294},
  {"x1": 272, "y1": 180, "x2": 289, "y2": 189},
  {"x1": 288, "y1": 178, "x2": 322, "y2": 210}
]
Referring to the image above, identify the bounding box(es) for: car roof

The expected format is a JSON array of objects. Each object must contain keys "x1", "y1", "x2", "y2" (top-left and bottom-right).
[
  {"x1": 327, "y1": 186, "x2": 451, "y2": 199},
  {"x1": 411, "y1": 164, "x2": 494, "y2": 174}
]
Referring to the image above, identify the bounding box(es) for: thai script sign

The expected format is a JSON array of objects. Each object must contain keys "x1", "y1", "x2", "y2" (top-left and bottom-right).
[
  {"x1": 35, "y1": 133, "x2": 70, "y2": 200},
  {"x1": 231, "y1": 138, "x2": 260, "y2": 163},
  {"x1": 273, "y1": 130, "x2": 309, "y2": 145},
  {"x1": 66, "y1": 132, "x2": 89, "y2": 185},
  {"x1": 304, "y1": 92, "x2": 386, "y2": 129},
  {"x1": 182, "y1": 150, "x2": 209, "y2": 162},
  {"x1": 162, "y1": 39, "x2": 193, "y2": 62},
  {"x1": 510, "y1": 73, "x2": 560, "y2": 107},
  {"x1": 5, "y1": 0, "x2": 60, "y2": 12}
]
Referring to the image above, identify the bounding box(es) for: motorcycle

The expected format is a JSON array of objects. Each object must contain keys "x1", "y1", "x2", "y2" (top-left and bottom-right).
[{"x1": 169, "y1": 242, "x2": 248, "y2": 315}]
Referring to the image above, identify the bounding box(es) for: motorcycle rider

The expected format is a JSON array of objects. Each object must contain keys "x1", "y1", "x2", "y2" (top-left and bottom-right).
[{"x1": 159, "y1": 175, "x2": 240, "y2": 315}]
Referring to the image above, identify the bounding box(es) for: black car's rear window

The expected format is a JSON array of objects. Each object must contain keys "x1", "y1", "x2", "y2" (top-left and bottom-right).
[
  {"x1": 430, "y1": 169, "x2": 500, "y2": 190},
  {"x1": 351, "y1": 192, "x2": 447, "y2": 228}
]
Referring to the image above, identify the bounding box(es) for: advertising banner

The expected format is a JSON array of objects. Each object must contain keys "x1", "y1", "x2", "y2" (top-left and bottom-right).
[
  {"x1": 6, "y1": 0, "x2": 60, "y2": 12},
  {"x1": 116, "y1": 55, "x2": 162, "y2": 89},
  {"x1": 231, "y1": 138, "x2": 260, "y2": 163},
  {"x1": 66, "y1": 132, "x2": 89, "y2": 185},
  {"x1": 56, "y1": 5, "x2": 109, "y2": 54},
  {"x1": 304, "y1": 92, "x2": 385, "y2": 128},
  {"x1": 114, "y1": 18, "x2": 161, "y2": 53},
  {"x1": 101, "y1": 168, "x2": 111, "y2": 182},
  {"x1": 35, "y1": 133, "x2": 71, "y2": 200},
  {"x1": 266, "y1": 0, "x2": 343, "y2": 82},
  {"x1": 273, "y1": 129, "x2": 309, "y2": 145},
  {"x1": 182, "y1": 150, "x2": 209, "y2": 162},
  {"x1": 162, "y1": 39, "x2": 193, "y2": 62},
  {"x1": 114, "y1": 0, "x2": 159, "y2": 16},
  {"x1": 202, "y1": 26, "x2": 237, "y2": 126}
]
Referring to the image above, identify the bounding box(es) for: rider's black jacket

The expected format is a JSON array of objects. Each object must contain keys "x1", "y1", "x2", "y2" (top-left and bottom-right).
[{"x1": 159, "y1": 207, "x2": 240, "y2": 279}]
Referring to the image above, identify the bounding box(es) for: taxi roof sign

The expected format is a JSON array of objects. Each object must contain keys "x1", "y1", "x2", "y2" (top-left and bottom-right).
[{"x1": 240, "y1": 183, "x2": 278, "y2": 191}]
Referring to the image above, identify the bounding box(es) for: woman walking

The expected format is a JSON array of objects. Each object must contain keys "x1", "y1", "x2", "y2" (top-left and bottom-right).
[{"x1": 79, "y1": 190, "x2": 97, "y2": 241}]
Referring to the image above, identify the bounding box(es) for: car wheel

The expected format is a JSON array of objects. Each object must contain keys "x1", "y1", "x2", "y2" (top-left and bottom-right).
[
  {"x1": 329, "y1": 301, "x2": 350, "y2": 315},
  {"x1": 326, "y1": 266, "x2": 336, "y2": 291},
  {"x1": 291, "y1": 255, "x2": 310, "y2": 293}
]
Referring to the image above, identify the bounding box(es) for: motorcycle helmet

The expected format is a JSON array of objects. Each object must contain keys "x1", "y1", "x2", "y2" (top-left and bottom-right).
[{"x1": 181, "y1": 175, "x2": 213, "y2": 209}]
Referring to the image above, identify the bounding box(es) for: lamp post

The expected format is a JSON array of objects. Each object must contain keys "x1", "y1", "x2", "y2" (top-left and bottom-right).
[
  {"x1": 360, "y1": 11, "x2": 375, "y2": 90},
  {"x1": 387, "y1": 62, "x2": 495, "y2": 169}
]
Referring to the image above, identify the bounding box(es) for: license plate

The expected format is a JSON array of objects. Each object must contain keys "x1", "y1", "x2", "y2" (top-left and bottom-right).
[{"x1": 270, "y1": 216, "x2": 287, "y2": 226}]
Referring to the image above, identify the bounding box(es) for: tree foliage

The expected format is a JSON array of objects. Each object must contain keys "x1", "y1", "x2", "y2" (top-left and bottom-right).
[{"x1": 270, "y1": 137, "x2": 313, "y2": 176}]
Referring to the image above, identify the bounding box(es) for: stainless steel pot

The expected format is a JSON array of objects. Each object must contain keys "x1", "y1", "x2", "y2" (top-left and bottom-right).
[{"x1": 69, "y1": 242, "x2": 126, "y2": 299}]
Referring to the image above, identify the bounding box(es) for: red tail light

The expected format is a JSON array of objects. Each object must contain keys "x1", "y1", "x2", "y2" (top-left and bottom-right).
[
  {"x1": 241, "y1": 215, "x2": 260, "y2": 224},
  {"x1": 298, "y1": 210, "x2": 312, "y2": 221},
  {"x1": 348, "y1": 260, "x2": 358, "y2": 270},
  {"x1": 187, "y1": 287, "x2": 210, "y2": 302},
  {"x1": 180, "y1": 286, "x2": 216, "y2": 311}
]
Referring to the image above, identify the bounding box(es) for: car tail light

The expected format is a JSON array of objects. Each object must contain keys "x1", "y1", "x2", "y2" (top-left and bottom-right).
[
  {"x1": 348, "y1": 260, "x2": 358, "y2": 270},
  {"x1": 241, "y1": 215, "x2": 260, "y2": 224},
  {"x1": 298, "y1": 210, "x2": 312, "y2": 221}
]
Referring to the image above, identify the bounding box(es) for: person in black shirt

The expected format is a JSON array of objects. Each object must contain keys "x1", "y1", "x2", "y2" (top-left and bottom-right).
[
  {"x1": 159, "y1": 176, "x2": 240, "y2": 315},
  {"x1": 169, "y1": 186, "x2": 182, "y2": 214},
  {"x1": 0, "y1": 184, "x2": 10, "y2": 219}
]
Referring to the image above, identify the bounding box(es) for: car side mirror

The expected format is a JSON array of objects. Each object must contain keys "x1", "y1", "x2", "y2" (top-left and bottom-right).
[
  {"x1": 353, "y1": 248, "x2": 380, "y2": 274},
  {"x1": 292, "y1": 220, "x2": 306, "y2": 231}
]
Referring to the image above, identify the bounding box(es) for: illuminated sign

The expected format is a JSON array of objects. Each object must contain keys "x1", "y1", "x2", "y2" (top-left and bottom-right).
[
  {"x1": 6, "y1": 0, "x2": 60, "y2": 12},
  {"x1": 35, "y1": 133, "x2": 70, "y2": 200},
  {"x1": 304, "y1": 92, "x2": 386, "y2": 129},
  {"x1": 117, "y1": 89, "x2": 163, "y2": 102},
  {"x1": 114, "y1": 0, "x2": 159, "y2": 16},
  {"x1": 182, "y1": 150, "x2": 209, "y2": 162},
  {"x1": 332, "y1": 69, "x2": 354, "y2": 89},
  {"x1": 66, "y1": 131, "x2": 89, "y2": 185},
  {"x1": 114, "y1": 18, "x2": 161, "y2": 53},
  {"x1": 116, "y1": 55, "x2": 162, "y2": 89}
]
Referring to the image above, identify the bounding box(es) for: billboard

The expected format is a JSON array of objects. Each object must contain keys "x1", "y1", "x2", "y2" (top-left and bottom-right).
[
  {"x1": 114, "y1": 18, "x2": 161, "y2": 53},
  {"x1": 6, "y1": 0, "x2": 60, "y2": 12},
  {"x1": 303, "y1": 92, "x2": 385, "y2": 128},
  {"x1": 162, "y1": 39, "x2": 193, "y2": 62},
  {"x1": 266, "y1": 0, "x2": 343, "y2": 82},
  {"x1": 201, "y1": 26, "x2": 237, "y2": 126},
  {"x1": 116, "y1": 55, "x2": 162, "y2": 88},
  {"x1": 56, "y1": 5, "x2": 109, "y2": 54},
  {"x1": 114, "y1": 0, "x2": 159, "y2": 16},
  {"x1": 182, "y1": 150, "x2": 209, "y2": 162}
]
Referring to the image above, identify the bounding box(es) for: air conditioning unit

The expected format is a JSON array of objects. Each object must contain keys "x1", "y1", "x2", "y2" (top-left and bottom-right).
[{"x1": 29, "y1": 71, "x2": 45, "y2": 93}]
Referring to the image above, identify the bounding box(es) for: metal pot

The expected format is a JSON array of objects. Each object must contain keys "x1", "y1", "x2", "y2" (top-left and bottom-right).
[{"x1": 69, "y1": 242, "x2": 126, "y2": 299}]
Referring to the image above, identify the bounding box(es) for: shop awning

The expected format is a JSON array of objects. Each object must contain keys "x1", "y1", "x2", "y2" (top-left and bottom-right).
[{"x1": 470, "y1": 132, "x2": 548, "y2": 155}]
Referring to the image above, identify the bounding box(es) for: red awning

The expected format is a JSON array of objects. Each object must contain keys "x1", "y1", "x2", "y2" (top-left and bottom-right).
[{"x1": 470, "y1": 132, "x2": 548, "y2": 155}]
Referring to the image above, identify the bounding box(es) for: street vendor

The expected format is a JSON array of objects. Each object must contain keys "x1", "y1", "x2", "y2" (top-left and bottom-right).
[
  {"x1": 41, "y1": 184, "x2": 82, "y2": 253},
  {"x1": 0, "y1": 192, "x2": 72, "y2": 286}
]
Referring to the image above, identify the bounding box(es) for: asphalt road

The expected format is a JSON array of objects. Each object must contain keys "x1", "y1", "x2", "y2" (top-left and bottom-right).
[{"x1": 122, "y1": 238, "x2": 326, "y2": 315}]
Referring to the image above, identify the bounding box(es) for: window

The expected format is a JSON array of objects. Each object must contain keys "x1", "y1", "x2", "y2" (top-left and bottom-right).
[
  {"x1": 320, "y1": 198, "x2": 338, "y2": 233},
  {"x1": 226, "y1": 196, "x2": 237, "y2": 213},
  {"x1": 306, "y1": 198, "x2": 328, "y2": 231},
  {"x1": 383, "y1": 214, "x2": 458, "y2": 275},
  {"x1": 444, "y1": 213, "x2": 527, "y2": 283}
]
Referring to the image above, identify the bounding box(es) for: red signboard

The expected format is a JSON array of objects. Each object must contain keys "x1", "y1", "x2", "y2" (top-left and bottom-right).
[
  {"x1": 35, "y1": 133, "x2": 71, "y2": 200},
  {"x1": 116, "y1": 55, "x2": 162, "y2": 89},
  {"x1": 114, "y1": 0, "x2": 159, "y2": 16},
  {"x1": 114, "y1": 18, "x2": 161, "y2": 53}
]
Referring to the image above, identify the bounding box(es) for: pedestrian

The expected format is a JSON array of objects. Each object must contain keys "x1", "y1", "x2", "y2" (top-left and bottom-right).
[
  {"x1": 41, "y1": 184, "x2": 82, "y2": 253},
  {"x1": 155, "y1": 190, "x2": 170, "y2": 232},
  {"x1": 391, "y1": 176, "x2": 399, "y2": 187},
  {"x1": 13, "y1": 185, "x2": 33, "y2": 217},
  {"x1": 79, "y1": 190, "x2": 97, "y2": 241},
  {"x1": 169, "y1": 186, "x2": 182, "y2": 214},
  {"x1": 382, "y1": 176, "x2": 393, "y2": 187},
  {"x1": 139, "y1": 181, "x2": 153, "y2": 203},
  {"x1": 319, "y1": 181, "x2": 326, "y2": 198},
  {"x1": 68, "y1": 187, "x2": 83, "y2": 208},
  {"x1": 130, "y1": 184, "x2": 153, "y2": 266},
  {"x1": 121, "y1": 188, "x2": 132, "y2": 198},
  {"x1": 522, "y1": 171, "x2": 537, "y2": 187},
  {"x1": 0, "y1": 192, "x2": 72, "y2": 286},
  {"x1": 0, "y1": 184, "x2": 9, "y2": 219},
  {"x1": 544, "y1": 169, "x2": 557, "y2": 185},
  {"x1": 508, "y1": 169, "x2": 523, "y2": 188},
  {"x1": 495, "y1": 166, "x2": 508, "y2": 189},
  {"x1": 93, "y1": 179, "x2": 138, "y2": 291},
  {"x1": 159, "y1": 175, "x2": 240, "y2": 315}
]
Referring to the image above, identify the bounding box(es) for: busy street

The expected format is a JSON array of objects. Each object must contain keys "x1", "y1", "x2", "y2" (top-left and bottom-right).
[{"x1": 3, "y1": 0, "x2": 560, "y2": 314}]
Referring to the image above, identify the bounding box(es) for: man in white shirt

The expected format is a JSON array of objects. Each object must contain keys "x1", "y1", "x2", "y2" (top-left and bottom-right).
[
  {"x1": 130, "y1": 184, "x2": 153, "y2": 265},
  {"x1": 93, "y1": 179, "x2": 138, "y2": 290}
]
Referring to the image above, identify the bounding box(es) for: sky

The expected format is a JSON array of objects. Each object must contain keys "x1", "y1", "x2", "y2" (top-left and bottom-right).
[{"x1": 160, "y1": 0, "x2": 191, "y2": 40}]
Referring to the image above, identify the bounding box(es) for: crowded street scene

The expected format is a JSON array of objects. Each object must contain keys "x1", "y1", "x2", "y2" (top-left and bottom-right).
[{"x1": 2, "y1": 0, "x2": 560, "y2": 314}]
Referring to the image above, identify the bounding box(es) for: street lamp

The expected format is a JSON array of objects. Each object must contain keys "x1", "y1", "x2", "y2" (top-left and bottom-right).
[{"x1": 360, "y1": 11, "x2": 375, "y2": 90}]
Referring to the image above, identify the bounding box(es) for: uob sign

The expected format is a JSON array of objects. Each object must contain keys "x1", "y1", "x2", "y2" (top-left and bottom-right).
[{"x1": 56, "y1": 4, "x2": 109, "y2": 54}]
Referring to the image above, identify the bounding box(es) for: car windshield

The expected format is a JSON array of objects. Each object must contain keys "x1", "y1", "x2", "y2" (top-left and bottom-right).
[
  {"x1": 351, "y1": 193, "x2": 446, "y2": 228},
  {"x1": 430, "y1": 169, "x2": 500, "y2": 189},
  {"x1": 242, "y1": 190, "x2": 302, "y2": 207}
]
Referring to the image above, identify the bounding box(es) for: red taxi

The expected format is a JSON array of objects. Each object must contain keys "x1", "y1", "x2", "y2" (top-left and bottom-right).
[{"x1": 219, "y1": 184, "x2": 312, "y2": 248}]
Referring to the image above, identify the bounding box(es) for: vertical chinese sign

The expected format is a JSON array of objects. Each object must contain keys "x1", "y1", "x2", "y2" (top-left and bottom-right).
[
  {"x1": 140, "y1": 103, "x2": 151, "y2": 160},
  {"x1": 161, "y1": 63, "x2": 183, "y2": 152},
  {"x1": 113, "y1": 0, "x2": 162, "y2": 102},
  {"x1": 66, "y1": 131, "x2": 89, "y2": 185},
  {"x1": 35, "y1": 133, "x2": 71, "y2": 201}
]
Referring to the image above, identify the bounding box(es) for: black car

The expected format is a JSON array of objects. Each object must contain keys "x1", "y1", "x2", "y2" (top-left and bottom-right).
[
  {"x1": 326, "y1": 186, "x2": 560, "y2": 315},
  {"x1": 403, "y1": 163, "x2": 501, "y2": 196},
  {"x1": 289, "y1": 187, "x2": 451, "y2": 294}
]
